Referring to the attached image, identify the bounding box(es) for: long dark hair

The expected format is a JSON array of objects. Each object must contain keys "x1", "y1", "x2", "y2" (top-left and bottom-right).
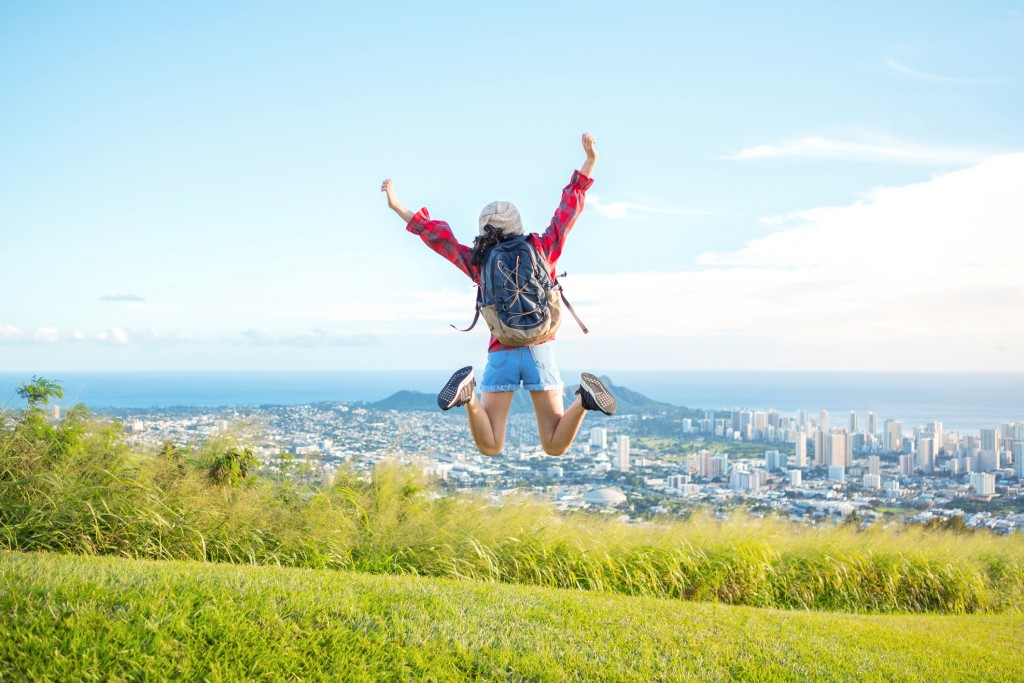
[{"x1": 470, "y1": 224, "x2": 513, "y2": 268}]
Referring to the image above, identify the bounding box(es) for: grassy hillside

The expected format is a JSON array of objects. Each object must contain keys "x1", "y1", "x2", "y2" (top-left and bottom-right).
[
  {"x1": 2, "y1": 550, "x2": 1021, "y2": 682},
  {"x1": 3, "y1": 379, "x2": 1024, "y2": 617}
]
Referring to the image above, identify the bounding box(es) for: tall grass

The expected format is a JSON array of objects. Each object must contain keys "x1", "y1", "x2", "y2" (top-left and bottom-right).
[{"x1": 2, "y1": 402, "x2": 1023, "y2": 614}]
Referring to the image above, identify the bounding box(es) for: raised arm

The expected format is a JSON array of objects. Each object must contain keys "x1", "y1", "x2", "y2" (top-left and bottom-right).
[
  {"x1": 533, "y1": 133, "x2": 598, "y2": 264},
  {"x1": 382, "y1": 178, "x2": 478, "y2": 280},
  {"x1": 381, "y1": 179, "x2": 415, "y2": 223}
]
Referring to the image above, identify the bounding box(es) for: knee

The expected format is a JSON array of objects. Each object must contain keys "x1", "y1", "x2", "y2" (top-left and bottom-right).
[
  {"x1": 542, "y1": 443, "x2": 569, "y2": 457},
  {"x1": 478, "y1": 443, "x2": 504, "y2": 457}
]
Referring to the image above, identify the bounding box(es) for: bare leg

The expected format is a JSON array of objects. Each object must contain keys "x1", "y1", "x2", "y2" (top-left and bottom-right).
[
  {"x1": 465, "y1": 391, "x2": 515, "y2": 457},
  {"x1": 530, "y1": 390, "x2": 587, "y2": 456}
]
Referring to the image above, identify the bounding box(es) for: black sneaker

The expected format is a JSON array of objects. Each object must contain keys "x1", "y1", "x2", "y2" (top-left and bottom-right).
[
  {"x1": 576, "y1": 373, "x2": 616, "y2": 416},
  {"x1": 438, "y1": 366, "x2": 475, "y2": 411}
]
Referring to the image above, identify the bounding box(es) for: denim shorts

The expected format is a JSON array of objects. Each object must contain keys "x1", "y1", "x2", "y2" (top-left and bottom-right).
[{"x1": 479, "y1": 343, "x2": 564, "y2": 393}]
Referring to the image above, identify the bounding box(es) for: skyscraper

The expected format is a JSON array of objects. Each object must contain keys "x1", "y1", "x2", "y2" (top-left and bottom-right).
[
  {"x1": 793, "y1": 432, "x2": 807, "y2": 468},
  {"x1": 899, "y1": 454, "x2": 914, "y2": 476},
  {"x1": 867, "y1": 412, "x2": 878, "y2": 436},
  {"x1": 616, "y1": 435, "x2": 630, "y2": 472},
  {"x1": 590, "y1": 427, "x2": 607, "y2": 450},
  {"x1": 916, "y1": 437, "x2": 935, "y2": 474},
  {"x1": 868, "y1": 455, "x2": 880, "y2": 476},
  {"x1": 828, "y1": 429, "x2": 850, "y2": 470},
  {"x1": 815, "y1": 430, "x2": 827, "y2": 467},
  {"x1": 928, "y1": 422, "x2": 943, "y2": 455},
  {"x1": 849, "y1": 411, "x2": 858, "y2": 433},
  {"x1": 981, "y1": 428, "x2": 1000, "y2": 452},
  {"x1": 885, "y1": 420, "x2": 903, "y2": 452}
]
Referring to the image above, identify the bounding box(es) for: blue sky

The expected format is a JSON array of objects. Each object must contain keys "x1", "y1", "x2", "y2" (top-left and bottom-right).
[{"x1": 2, "y1": 1, "x2": 1022, "y2": 371}]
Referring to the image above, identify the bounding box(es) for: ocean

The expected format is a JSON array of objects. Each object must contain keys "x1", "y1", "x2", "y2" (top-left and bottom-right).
[{"x1": 1, "y1": 370, "x2": 1021, "y2": 434}]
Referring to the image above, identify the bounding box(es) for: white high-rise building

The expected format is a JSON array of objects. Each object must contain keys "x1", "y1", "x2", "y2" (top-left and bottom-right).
[
  {"x1": 828, "y1": 430, "x2": 850, "y2": 470},
  {"x1": 885, "y1": 420, "x2": 903, "y2": 452},
  {"x1": 867, "y1": 412, "x2": 878, "y2": 436},
  {"x1": 979, "y1": 449, "x2": 1000, "y2": 472},
  {"x1": 981, "y1": 428, "x2": 1000, "y2": 453},
  {"x1": 590, "y1": 427, "x2": 607, "y2": 450},
  {"x1": 917, "y1": 437, "x2": 935, "y2": 474},
  {"x1": 730, "y1": 466, "x2": 765, "y2": 492},
  {"x1": 928, "y1": 422, "x2": 943, "y2": 455},
  {"x1": 793, "y1": 432, "x2": 807, "y2": 468},
  {"x1": 820, "y1": 410, "x2": 830, "y2": 431},
  {"x1": 616, "y1": 435, "x2": 630, "y2": 472},
  {"x1": 969, "y1": 472, "x2": 995, "y2": 496},
  {"x1": 753, "y1": 411, "x2": 768, "y2": 436},
  {"x1": 815, "y1": 430, "x2": 827, "y2": 467},
  {"x1": 667, "y1": 474, "x2": 689, "y2": 489},
  {"x1": 899, "y1": 454, "x2": 914, "y2": 476},
  {"x1": 1015, "y1": 443, "x2": 1024, "y2": 479},
  {"x1": 862, "y1": 473, "x2": 881, "y2": 489},
  {"x1": 789, "y1": 469, "x2": 802, "y2": 486},
  {"x1": 849, "y1": 411, "x2": 858, "y2": 433},
  {"x1": 867, "y1": 455, "x2": 880, "y2": 476},
  {"x1": 765, "y1": 450, "x2": 786, "y2": 471}
]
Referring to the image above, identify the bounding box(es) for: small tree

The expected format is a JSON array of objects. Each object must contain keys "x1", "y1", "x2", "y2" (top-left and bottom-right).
[
  {"x1": 209, "y1": 446, "x2": 259, "y2": 487},
  {"x1": 17, "y1": 376, "x2": 64, "y2": 411}
]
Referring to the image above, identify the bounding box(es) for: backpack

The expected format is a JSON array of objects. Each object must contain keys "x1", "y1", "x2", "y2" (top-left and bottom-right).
[{"x1": 454, "y1": 236, "x2": 588, "y2": 346}]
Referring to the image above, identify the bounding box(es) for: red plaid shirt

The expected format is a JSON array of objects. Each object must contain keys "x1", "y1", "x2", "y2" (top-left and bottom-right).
[{"x1": 407, "y1": 170, "x2": 595, "y2": 352}]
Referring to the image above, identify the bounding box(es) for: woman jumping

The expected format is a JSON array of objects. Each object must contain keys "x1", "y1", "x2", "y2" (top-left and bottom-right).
[{"x1": 381, "y1": 132, "x2": 615, "y2": 457}]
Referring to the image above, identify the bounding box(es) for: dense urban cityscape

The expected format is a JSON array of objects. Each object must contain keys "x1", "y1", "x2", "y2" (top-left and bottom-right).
[{"x1": 93, "y1": 389, "x2": 1024, "y2": 535}]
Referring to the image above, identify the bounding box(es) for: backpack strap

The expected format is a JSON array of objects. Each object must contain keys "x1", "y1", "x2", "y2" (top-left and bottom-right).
[
  {"x1": 451, "y1": 286, "x2": 482, "y2": 332},
  {"x1": 556, "y1": 281, "x2": 589, "y2": 335}
]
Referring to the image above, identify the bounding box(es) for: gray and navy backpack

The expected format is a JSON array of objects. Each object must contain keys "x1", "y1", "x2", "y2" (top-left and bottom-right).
[{"x1": 454, "y1": 236, "x2": 588, "y2": 346}]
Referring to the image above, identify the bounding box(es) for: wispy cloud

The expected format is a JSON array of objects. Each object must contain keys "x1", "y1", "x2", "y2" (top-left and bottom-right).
[
  {"x1": 236, "y1": 328, "x2": 379, "y2": 347},
  {"x1": 588, "y1": 195, "x2": 721, "y2": 220},
  {"x1": 884, "y1": 57, "x2": 1009, "y2": 85},
  {"x1": 100, "y1": 294, "x2": 146, "y2": 303},
  {"x1": 721, "y1": 136, "x2": 988, "y2": 165}
]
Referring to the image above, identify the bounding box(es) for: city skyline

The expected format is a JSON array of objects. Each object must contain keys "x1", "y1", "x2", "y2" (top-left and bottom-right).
[{"x1": 3, "y1": 3, "x2": 1023, "y2": 371}]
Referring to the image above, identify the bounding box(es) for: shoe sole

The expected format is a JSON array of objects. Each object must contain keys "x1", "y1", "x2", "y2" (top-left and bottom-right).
[
  {"x1": 438, "y1": 366, "x2": 474, "y2": 411},
  {"x1": 580, "y1": 373, "x2": 616, "y2": 415}
]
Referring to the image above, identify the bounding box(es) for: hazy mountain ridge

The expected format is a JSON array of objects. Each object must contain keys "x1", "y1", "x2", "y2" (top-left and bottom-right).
[{"x1": 370, "y1": 376, "x2": 687, "y2": 415}]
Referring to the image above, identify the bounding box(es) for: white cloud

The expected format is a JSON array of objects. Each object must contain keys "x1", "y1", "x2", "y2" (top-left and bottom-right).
[
  {"x1": 33, "y1": 327, "x2": 61, "y2": 343},
  {"x1": 884, "y1": 57, "x2": 1009, "y2": 85},
  {"x1": 558, "y1": 152, "x2": 1024, "y2": 369},
  {"x1": 0, "y1": 326, "x2": 192, "y2": 346},
  {"x1": 0, "y1": 325, "x2": 25, "y2": 342},
  {"x1": 721, "y1": 136, "x2": 988, "y2": 165},
  {"x1": 587, "y1": 194, "x2": 719, "y2": 220}
]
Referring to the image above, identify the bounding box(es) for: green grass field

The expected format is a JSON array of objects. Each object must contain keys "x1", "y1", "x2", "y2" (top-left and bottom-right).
[{"x1": 3, "y1": 550, "x2": 1021, "y2": 682}]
